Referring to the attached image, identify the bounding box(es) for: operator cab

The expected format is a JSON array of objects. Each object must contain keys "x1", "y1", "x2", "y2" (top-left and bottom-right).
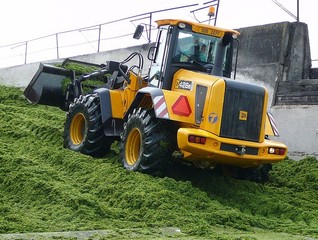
[{"x1": 146, "y1": 19, "x2": 239, "y2": 90}]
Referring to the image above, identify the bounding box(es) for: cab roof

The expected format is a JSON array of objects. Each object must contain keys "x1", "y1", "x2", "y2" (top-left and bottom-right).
[{"x1": 155, "y1": 19, "x2": 240, "y2": 37}]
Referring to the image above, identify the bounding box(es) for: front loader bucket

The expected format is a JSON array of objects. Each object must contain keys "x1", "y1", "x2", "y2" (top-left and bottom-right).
[{"x1": 24, "y1": 63, "x2": 74, "y2": 111}]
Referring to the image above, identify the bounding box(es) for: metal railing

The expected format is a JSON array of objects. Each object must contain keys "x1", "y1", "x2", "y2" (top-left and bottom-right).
[{"x1": 0, "y1": 1, "x2": 219, "y2": 68}]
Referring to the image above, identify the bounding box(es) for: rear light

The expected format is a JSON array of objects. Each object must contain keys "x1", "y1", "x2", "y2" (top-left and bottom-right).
[
  {"x1": 188, "y1": 135, "x2": 206, "y2": 144},
  {"x1": 268, "y1": 147, "x2": 286, "y2": 155}
]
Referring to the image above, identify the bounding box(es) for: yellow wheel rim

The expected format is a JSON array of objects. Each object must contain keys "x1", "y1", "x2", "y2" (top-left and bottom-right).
[
  {"x1": 70, "y1": 113, "x2": 86, "y2": 145},
  {"x1": 125, "y1": 128, "x2": 141, "y2": 166}
]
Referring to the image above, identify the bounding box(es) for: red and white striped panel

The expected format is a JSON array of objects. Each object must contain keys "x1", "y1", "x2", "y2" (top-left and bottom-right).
[
  {"x1": 267, "y1": 112, "x2": 280, "y2": 136},
  {"x1": 153, "y1": 95, "x2": 169, "y2": 119}
]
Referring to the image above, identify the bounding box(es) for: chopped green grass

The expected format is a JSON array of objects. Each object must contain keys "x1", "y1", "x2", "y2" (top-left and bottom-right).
[
  {"x1": 0, "y1": 85, "x2": 317, "y2": 239},
  {"x1": 60, "y1": 62, "x2": 110, "y2": 93}
]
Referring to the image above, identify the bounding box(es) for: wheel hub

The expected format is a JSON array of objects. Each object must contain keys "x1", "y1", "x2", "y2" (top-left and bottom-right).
[
  {"x1": 126, "y1": 127, "x2": 141, "y2": 165},
  {"x1": 70, "y1": 113, "x2": 86, "y2": 145}
]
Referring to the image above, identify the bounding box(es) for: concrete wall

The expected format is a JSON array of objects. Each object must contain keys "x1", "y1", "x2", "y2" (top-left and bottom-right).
[
  {"x1": 0, "y1": 43, "x2": 151, "y2": 88},
  {"x1": 0, "y1": 21, "x2": 317, "y2": 159},
  {"x1": 272, "y1": 105, "x2": 318, "y2": 159},
  {"x1": 0, "y1": 62, "x2": 43, "y2": 88},
  {"x1": 235, "y1": 21, "x2": 312, "y2": 106}
]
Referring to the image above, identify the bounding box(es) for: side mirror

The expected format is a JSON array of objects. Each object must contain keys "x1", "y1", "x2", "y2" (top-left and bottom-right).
[{"x1": 133, "y1": 25, "x2": 144, "y2": 39}]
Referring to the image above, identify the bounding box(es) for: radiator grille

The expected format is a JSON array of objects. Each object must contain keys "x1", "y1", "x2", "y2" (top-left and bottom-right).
[{"x1": 220, "y1": 80, "x2": 265, "y2": 142}]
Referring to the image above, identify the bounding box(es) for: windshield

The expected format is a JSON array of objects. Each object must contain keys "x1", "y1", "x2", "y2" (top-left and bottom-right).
[
  {"x1": 173, "y1": 29, "x2": 228, "y2": 66},
  {"x1": 147, "y1": 24, "x2": 234, "y2": 88}
]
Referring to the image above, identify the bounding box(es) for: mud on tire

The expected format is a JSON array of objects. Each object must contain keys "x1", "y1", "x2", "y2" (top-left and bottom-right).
[
  {"x1": 119, "y1": 108, "x2": 174, "y2": 174},
  {"x1": 64, "y1": 94, "x2": 113, "y2": 157}
]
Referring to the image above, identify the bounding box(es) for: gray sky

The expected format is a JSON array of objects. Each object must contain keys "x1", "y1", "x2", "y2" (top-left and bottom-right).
[{"x1": 1, "y1": 0, "x2": 317, "y2": 67}]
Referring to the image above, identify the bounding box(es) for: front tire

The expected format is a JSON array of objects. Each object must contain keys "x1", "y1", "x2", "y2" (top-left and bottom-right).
[
  {"x1": 64, "y1": 94, "x2": 113, "y2": 157},
  {"x1": 119, "y1": 108, "x2": 173, "y2": 174}
]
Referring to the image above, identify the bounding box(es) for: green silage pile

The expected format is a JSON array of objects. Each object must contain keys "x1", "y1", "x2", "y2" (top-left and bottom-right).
[{"x1": 0, "y1": 85, "x2": 318, "y2": 240}]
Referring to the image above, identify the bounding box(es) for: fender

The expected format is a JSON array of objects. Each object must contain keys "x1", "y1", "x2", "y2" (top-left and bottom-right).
[
  {"x1": 124, "y1": 86, "x2": 195, "y2": 124},
  {"x1": 94, "y1": 88, "x2": 124, "y2": 137},
  {"x1": 124, "y1": 87, "x2": 168, "y2": 120},
  {"x1": 93, "y1": 88, "x2": 112, "y2": 123}
]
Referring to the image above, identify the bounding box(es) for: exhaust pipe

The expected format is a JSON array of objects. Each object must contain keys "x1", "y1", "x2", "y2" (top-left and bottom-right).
[{"x1": 211, "y1": 32, "x2": 233, "y2": 77}]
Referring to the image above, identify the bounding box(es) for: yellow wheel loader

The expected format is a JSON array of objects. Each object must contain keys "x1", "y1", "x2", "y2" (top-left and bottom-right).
[{"x1": 24, "y1": 19, "x2": 287, "y2": 181}]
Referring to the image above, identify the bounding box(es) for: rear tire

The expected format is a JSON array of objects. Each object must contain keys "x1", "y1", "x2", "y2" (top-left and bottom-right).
[
  {"x1": 119, "y1": 108, "x2": 173, "y2": 174},
  {"x1": 236, "y1": 164, "x2": 272, "y2": 182},
  {"x1": 64, "y1": 94, "x2": 113, "y2": 157},
  {"x1": 215, "y1": 164, "x2": 272, "y2": 183}
]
